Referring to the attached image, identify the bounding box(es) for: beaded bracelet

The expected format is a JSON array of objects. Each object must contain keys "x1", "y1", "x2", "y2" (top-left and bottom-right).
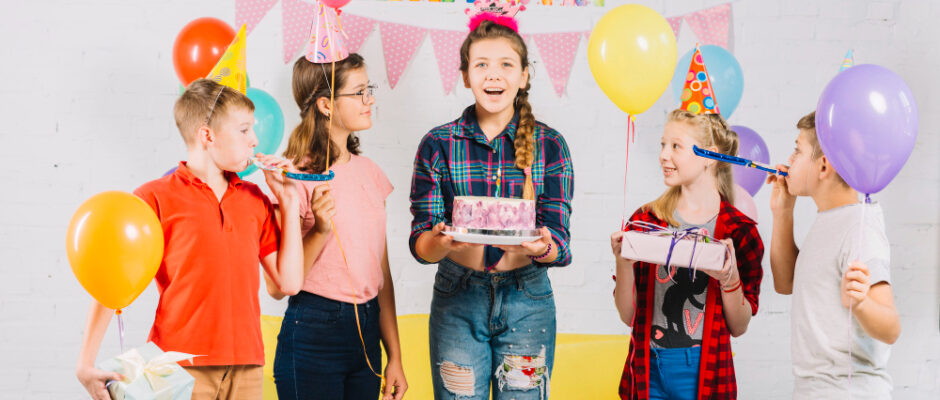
[{"x1": 529, "y1": 242, "x2": 553, "y2": 261}]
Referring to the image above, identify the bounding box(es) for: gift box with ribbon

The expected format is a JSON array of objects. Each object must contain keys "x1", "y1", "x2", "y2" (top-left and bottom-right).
[
  {"x1": 619, "y1": 221, "x2": 727, "y2": 272},
  {"x1": 97, "y1": 342, "x2": 197, "y2": 400}
]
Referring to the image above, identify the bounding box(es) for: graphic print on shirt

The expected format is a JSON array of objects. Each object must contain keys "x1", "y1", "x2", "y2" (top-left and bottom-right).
[{"x1": 652, "y1": 269, "x2": 708, "y2": 348}]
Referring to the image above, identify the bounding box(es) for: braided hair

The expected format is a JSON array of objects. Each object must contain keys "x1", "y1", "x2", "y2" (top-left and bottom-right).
[{"x1": 459, "y1": 20, "x2": 537, "y2": 200}]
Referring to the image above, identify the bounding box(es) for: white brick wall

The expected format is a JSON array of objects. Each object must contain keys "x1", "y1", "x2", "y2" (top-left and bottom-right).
[{"x1": 1, "y1": 0, "x2": 937, "y2": 398}]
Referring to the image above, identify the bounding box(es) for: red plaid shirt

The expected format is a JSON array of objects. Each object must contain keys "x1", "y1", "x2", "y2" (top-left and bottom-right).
[{"x1": 619, "y1": 200, "x2": 764, "y2": 400}]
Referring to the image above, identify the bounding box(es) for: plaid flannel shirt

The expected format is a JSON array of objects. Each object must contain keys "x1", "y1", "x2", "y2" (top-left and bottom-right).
[
  {"x1": 620, "y1": 200, "x2": 764, "y2": 399},
  {"x1": 408, "y1": 105, "x2": 574, "y2": 268}
]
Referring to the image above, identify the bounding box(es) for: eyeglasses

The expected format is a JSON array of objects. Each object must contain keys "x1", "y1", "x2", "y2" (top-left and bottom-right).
[{"x1": 335, "y1": 84, "x2": 377, "y2": 105}]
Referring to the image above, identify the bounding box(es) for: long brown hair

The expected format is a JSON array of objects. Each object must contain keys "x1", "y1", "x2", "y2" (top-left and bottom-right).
[
  {"x1": 282, "y1": 55, "x2": 364, "y2": 173},
  {"x1": 647, "y1": 109, "x2": 739, "y2": 226},
  {"x1": 459, "y1": 20, "x2": 536, "y2": 200}
]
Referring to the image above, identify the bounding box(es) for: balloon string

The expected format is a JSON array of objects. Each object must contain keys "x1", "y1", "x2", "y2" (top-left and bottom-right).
[
  {"x1": 116, "y1": 309, "x2": 125, "y2": 354},
  {"x1": 324, "y1": 59, "x2": 383, "y2": 382},
  {"x1": 846, "y1": 194, "x2": 871, "y2": 398},
  {"x1": 621, "y1": 114, "x2": 635, "y2": 231}
]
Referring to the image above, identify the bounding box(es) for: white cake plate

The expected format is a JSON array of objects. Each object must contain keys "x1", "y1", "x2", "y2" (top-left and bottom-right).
[{"x1": 442, "y1": 226, "x2": 542, "y2": 245}]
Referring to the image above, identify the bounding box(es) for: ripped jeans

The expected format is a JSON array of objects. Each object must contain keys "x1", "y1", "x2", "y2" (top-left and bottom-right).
[{"x1": 429, "y1": 258, "x2": 557, "y2": 400}]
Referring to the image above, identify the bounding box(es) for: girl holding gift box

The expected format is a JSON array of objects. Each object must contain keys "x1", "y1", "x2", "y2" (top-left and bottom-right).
[
  {"x1": 408, "y1": 2, "x2": 574, "y2": 398},
  {"x1": 610, "y1": 47, "x2": 764, "y2": 400},
  {"x1": 264, "y1": 5, "x2": 407, "y2": 400}
]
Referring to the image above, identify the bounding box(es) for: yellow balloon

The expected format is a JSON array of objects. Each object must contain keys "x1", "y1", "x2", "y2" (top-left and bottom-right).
[
  {"x1": 588, "y1": 4, "x2": 678, "y2": 115},
  {"x1": 66, "y1": 191, "x2": 164, "y2": 310}
]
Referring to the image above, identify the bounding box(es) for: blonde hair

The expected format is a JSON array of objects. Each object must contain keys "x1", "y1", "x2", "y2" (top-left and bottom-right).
[
  {"x1": 174, "y1": 78, "x2": 254, "y2": 145},
  {"x1": 459, "y1": 20, "x2": 536, "y2": 200},
  {"x1": 796, "y1": 111, "x2": 848, "y2": 187},
  {"x1": 282, "y1": 55, "x2": 364, "y2": 173},
  {"x1": 647, "y1": 109, "x2": 738, "y2": 226}
]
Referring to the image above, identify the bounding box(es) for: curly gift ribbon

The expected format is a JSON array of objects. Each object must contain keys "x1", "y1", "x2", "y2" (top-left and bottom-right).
[
  {"x1": 110, "y1": 347, "x2": 199, "y2": 400},
  {"x1": 623, "y1": 220, "x2": 724, "y2": 284}
]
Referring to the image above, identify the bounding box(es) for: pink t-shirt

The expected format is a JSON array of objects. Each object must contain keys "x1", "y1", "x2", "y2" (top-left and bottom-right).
[{"x1": 278, "y1": 154, "x2": 393, "y2": 304}]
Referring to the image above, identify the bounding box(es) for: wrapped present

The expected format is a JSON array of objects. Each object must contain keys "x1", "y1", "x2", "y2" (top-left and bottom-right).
[
  {"x1": 619, "y1": 222, "x2": 727, "y2": 272},
  {"x1": 97, "y1": 342, "x2": 196, "y2": 400}
]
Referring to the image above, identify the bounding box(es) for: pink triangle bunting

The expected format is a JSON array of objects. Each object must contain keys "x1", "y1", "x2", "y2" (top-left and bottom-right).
[
  {"x1": 667, "y1": 16, "x2": 682, "y2": 38},
  {"x1": 341, "y1": 13, "x2": 376, "y2": 53},
  {"x1": 236, "y1": 0, "x2": 278, "y2": 35},
  {"x1": 379, "y1": 21, "x2": 427, "y2": 89},
  {"x1": 282, "y1": 0, "x2": 319, "y2": 64},
  {"x1": 684, "y1": 3, "x2": 731, "y2": 48},
  {"x1": 533, "y1": 32, "x2": 581, "y2": 97},
  {"x1": 429, "y1": 29, "x2": 467, "y2": 95}
]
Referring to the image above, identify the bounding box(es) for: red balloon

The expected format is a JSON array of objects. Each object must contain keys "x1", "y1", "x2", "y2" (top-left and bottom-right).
[
  {"x1": 322, "y1": 0, "x2": 351, "y2": 8},
  {"x1": 172, "y1": 17, "x2": 235, "y2": 86}
]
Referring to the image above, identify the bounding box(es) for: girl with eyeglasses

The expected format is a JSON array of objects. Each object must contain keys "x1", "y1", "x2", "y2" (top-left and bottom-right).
[{"x1": 267, "y1": 53, "x2": 408, "y2": 400}]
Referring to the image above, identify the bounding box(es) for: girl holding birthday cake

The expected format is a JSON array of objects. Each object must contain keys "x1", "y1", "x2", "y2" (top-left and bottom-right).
[{"x1": 408, "y1": 1, "x2": 574, "y2": 398}]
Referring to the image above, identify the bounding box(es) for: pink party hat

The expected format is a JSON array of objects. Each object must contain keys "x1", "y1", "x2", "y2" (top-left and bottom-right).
[
  {"x1": 304, "y1": 1, "x2": 349, "y2": 63},
  {"x1": 466, "y1": 0, "x2": 529, "y2": 32}
]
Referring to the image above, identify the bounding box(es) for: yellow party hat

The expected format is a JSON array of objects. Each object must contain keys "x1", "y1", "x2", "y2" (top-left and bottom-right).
[{"x1": 207, "y1": 24, "x2": 247, "y2": 94}]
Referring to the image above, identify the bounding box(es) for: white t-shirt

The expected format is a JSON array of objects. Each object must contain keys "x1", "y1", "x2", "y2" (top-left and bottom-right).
[{"x1": 791, "y1": 203, "x2": 892, "y2": 399}]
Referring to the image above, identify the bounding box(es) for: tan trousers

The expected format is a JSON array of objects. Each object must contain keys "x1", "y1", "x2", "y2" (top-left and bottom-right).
[{"x1": 183, "y1": 365, "x2": 263, "y2": 400}]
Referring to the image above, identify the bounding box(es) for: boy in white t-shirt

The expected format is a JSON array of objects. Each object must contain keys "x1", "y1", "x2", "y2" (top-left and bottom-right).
[{"x1": 766, "y1": 111, "x2": 901, "y2": 399}]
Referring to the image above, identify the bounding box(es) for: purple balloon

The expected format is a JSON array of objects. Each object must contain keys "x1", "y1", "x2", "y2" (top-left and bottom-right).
[
  {"x1": 816, "y1": 64, "x2": 918, "y2": 195},
  {"x1": 730, "y1": 125, "x2": 769, "y2": 196}
]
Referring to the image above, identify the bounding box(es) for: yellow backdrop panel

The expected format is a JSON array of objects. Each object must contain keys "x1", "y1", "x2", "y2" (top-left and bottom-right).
[{"x1": 261, "y1": 314, "x2": 629, "y2": 399}]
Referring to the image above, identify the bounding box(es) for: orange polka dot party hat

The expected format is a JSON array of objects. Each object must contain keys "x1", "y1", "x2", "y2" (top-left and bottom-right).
[{"x1": 679, "y1": 45, "x2": 720, "y2": 115}]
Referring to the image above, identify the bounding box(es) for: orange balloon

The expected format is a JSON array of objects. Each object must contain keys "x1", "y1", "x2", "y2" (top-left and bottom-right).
[
  {"x1": 66, "y1": 191, "x2": 164, "y2": 310},
  {"x1": 172, "y1": 17, "x2": 235, "y2": 86}
]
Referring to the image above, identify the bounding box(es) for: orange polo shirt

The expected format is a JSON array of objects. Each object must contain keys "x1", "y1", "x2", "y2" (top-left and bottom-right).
[{"x1": 133, "y1": 162, "x2": 280, "y2": 366}]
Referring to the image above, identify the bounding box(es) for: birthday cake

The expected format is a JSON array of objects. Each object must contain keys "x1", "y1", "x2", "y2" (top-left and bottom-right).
[{"x1": 452, "y1": 196, "x2": 536, "y2": 231}]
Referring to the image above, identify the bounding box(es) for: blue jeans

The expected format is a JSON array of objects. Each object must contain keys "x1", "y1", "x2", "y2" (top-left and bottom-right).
[
  {"x1": 648, "y1": 347, "x2": 701, "y2": 400},
  {"x1": 429, "y1": 258, "x2": 557, "y2": 400},
  {"x1": 273, "y1": 291, "x2": 381, "y2": 400}
]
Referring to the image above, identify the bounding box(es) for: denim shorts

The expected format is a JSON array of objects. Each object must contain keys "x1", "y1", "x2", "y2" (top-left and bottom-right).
[{"x1": 648, "y1": 346, "x2": 701, "y2": 400}]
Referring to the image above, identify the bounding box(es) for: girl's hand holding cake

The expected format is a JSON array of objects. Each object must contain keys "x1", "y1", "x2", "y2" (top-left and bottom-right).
[{"x1": 495, "y1": 227, "x2": 557, "y2": 262}]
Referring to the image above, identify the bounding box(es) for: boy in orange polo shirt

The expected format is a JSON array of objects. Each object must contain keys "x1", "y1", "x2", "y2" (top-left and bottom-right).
[{"x1": 75, "y1": 79, "x2": 305, "y2": 400}]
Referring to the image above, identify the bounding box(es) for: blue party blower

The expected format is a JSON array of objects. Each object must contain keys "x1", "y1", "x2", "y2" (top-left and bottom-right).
[{"x1": 693, "y1": 145, "x2": 788, "y2": 177}]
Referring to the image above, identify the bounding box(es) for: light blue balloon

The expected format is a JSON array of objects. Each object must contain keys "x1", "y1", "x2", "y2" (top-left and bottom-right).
[
  {"x1": 239, "y1": 87, "x2": 285, "y2": 178},
  {"x1": 670, "y1": 45, "x2": 744, "y2": 119}
]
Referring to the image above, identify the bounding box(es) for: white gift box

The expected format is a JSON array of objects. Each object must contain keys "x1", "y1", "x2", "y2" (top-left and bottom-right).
[{"x1": 619, "y1": 230, "x2": 727, "y2": 271}]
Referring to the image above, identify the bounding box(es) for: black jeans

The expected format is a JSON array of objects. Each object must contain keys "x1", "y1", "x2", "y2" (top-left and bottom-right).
[{"x1": 273, "y1": 291, "x2": 382, "y2": 400}]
